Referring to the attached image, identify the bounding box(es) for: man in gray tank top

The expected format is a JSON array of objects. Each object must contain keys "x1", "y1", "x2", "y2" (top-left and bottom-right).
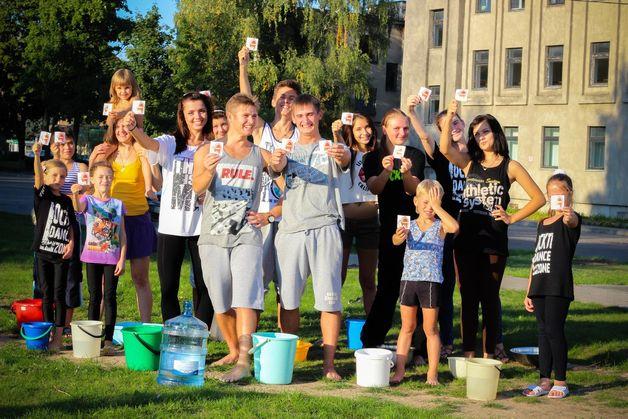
[{"x1": 270, "y1": 94, "x2": 350, "y2": 381}]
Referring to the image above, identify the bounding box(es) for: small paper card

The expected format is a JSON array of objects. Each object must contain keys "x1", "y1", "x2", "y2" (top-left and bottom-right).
[
  {"x1": 281, "y1": 138, "x2": 296, "y2": 153},
  {"x1": 319, "y1": 139, "x2": 332, "y2": 152},
  {"x1": 39, "y1": 131, "x2": 51, "y2": 146},
  {"x1": 393, "y1": 145, "x2": 406, "y2": 159},
  {"x1": 132, "y1": 100, "x2": 146, "y2": 115},
  {"x1": 103, "y1": 103, "x2": 113, "y2": 116},
  {"x1": 455, "y1": 88, "x2": 469, "y2": 102},
  {"x1": 78, "y1": 172, "x2": 90, "y2": 186},
  {"x1": 418, "y1": 87, "x2": 432, "y2": 102},
  {"x1": 550, "y1": 195, "x2": 565, "y2": 211},
  {"x1": 246, "y1": 37, "x2": 259, "y2": 51},
  {"x1": 209, "y1": 141, "x2": 224, "y2": 157},
  {"x1": 397, "y1": 215, "x2": 411, "y2": 229},
  {"x1": 53, "y1": 132, "x2": 66, "y2": 144},
  {"x1": 199, "y1": 90, "x2": 211, "y2": 98},
  {"x1": 341, "y1": 112, "x2": 354, "y2": 125}
]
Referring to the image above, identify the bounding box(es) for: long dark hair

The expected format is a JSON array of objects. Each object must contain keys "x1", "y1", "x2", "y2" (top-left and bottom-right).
[
  {"x1": 340, "y1": 114, "x2": 378, "y2": 187},
  {"x1": 173, "y1": 92, "x2": 213, "y2": 154},
  {"x1": 467, "y1": 114, "x2": 509, "y2": 163}
]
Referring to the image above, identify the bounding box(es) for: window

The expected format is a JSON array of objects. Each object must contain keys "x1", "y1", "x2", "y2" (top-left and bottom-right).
[
  {"x1": 548, "y1": 0, "x2": 564, "y2": 5},
  {"x1": 473, "y1": 50, "x2": 489, "y2": 89},
  {"x1": 510, "y1": 0, "x2": 524, "y2": 10},
  {"x1": 385, "y1": 63, "x2": 399, "y2": 91},
  {"x1": 590, "y1": 42, "x2": 610, "y2": 86},
  {"x1": 505, "y1": 48, "x2": 522, "y2": 88},
  {"x1": 588, "y1": 127, "x2": 605, "y2": 169},
  {"x1": 542, "y1": 127, "x2": 559, "y2": 168},
  {"x1": 477, "y1": 0, "x2": 491, "y2": 13},
  {"x1": 428, "y1": 85, "x2": 440, "y2": 124},
  {"x1": 431, "y1": 10, "x2": 444, "y2": 48},
  {"x1": 545, "y1": 45, "x2": 563, "y2": 87},
  {"x1": 504, "y1": 127, "x2": 519, "y2": 160}
]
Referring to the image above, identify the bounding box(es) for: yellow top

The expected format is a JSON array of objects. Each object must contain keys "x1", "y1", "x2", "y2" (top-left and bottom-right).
[{"x1": 111, "y1": 157, "x2": 148, "y2": 216}]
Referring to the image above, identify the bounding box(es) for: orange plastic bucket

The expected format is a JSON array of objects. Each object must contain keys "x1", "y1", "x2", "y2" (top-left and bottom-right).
[{"x1": 11, "y1": 299, "x2": 44, "y2": 327}]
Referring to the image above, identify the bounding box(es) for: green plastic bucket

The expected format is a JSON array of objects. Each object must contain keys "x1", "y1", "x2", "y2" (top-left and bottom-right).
[{"x1": 122, "y1": 325, "x2": 163, "y2": 371}]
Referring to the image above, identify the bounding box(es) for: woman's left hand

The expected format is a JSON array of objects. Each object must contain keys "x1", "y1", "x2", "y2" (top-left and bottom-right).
[
  {"x1": 561, "y1": 206, "x2": 576, "y2": 225},
  {"x1": 491, "y1": 205, "x2": 512, "y2": 224}
]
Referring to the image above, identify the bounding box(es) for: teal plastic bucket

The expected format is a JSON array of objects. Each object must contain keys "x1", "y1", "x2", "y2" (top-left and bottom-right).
[
  {"x1": 20, "y1": 321, "x2": 53, "y2": 350},
  {"x1": 251, "y1": 332, "x2": 298, "y2": 384},
  {"x1": 346, "y1": 318, "x2": 366, "y2": 350}
]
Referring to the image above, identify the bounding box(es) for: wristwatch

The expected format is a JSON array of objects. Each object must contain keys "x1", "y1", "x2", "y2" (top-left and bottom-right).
[{"x1": 267, "y1": 214, "x2": 276, "y2": 223}]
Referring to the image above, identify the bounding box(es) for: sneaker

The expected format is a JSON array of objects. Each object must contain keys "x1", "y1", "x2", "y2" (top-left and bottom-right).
[{"x1": 101, "y1": 342, "x2": 116, "y2": 356}]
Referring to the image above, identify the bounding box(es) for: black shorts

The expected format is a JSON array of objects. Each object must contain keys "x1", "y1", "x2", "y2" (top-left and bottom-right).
[
  {"x1": 341, "y1": 216, "x2": 380, "y2": 250},
  {"x1": 399, "y1": 280, "x2": 440, "y2": 308}
]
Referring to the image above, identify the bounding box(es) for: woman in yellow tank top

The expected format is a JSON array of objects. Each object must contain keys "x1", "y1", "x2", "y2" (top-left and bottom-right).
[{"x1": 91, "y1": 114, "x2": 156, "y2": 322}]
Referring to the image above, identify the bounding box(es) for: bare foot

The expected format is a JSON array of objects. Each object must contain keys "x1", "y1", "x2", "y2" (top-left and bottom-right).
[
  {"x1": 323, "y1": 367, "x2": 342, "y2": 381},
  {"x1": 390, "y1": 371, "x2": 405, "y2": 385},
  {"x1": 220, "y1": 363, "x2": 251, "y2": 383},
  {"x1": 211, "y1": 353, "x2": 239, "y2": 366},
  {"x1": 426, "y1": 376, "x2": 439, "y2": 386}
]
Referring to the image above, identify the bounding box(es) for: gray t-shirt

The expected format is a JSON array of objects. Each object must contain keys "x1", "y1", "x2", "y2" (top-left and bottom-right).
[
  {"x1": 199, "y1": 144, "x2": 263, "y2": 247},
  {"x1": 279, "y1": 140, "x2": 345, "y2": 233}
]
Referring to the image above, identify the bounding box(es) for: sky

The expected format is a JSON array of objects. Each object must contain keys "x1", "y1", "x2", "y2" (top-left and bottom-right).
[{"x1": 125, "y1": 0, "x2": 177, "y2": 29}]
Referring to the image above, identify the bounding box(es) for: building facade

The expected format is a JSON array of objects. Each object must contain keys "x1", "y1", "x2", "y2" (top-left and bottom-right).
[{"x1": 401, "y1": 0, "x2": 627, "y2": 217}]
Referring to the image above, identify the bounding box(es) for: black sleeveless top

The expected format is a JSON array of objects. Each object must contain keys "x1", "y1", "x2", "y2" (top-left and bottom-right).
[{"x1": 455, "y1": 158, "x2": 511, "y2": 255}]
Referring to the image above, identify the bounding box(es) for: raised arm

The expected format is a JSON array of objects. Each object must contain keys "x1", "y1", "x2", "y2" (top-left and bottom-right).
[
  {"x1": 407, "y1": 95, "x2": 436, "y2": 158},
  {"x1": 429, "y1": 188, "x2": 459, "y2": 236},
  {"x1": 32, "y1": 142, "x2": 44, "y2": 189},
  {"x1": 70, "y1": 184, "x2": 87, "y2": 212},
  {"x1": 439, "y1": 100, "x2": 471, "y2": 170},
  {"x1": 125, "y1": 112, "x2": 159, "y2": 152},
  {"x1": 331, "y1": 119, "x2": 345, "y2": 144}
]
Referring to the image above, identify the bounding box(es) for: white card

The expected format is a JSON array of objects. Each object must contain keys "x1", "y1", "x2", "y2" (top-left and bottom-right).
[
  {"x1": 209, "y1": 141, "x2": 224, "y2": 157},
  {"x1": 78, "y1": 172, "x2": 90, "y2": 186},
  {"x1": 455, "y1": 88, "x2": 469, "y2": 102},
  {"x1": 53, "y1": 132, "x2": 66, "y2": 144},
  {"x1": 281, "y1": 138, "x2": 296, "y2": 153},
  {"x1": 319, "y1": 140, "x2": 332, "y2": 154},
  {"x1": 550, "y1": 195, "x2": 565, "y2": 211},
  {"x1": 199, "y1": 90, "x2": 211, "y2": 98},
  {"x1": 341, "y1": 112, "x2": 354, "y2": 125},
  {"x1": 246, "y1": 37, "x2": 259, "y2": 51},
  {"x1": 418, "y1": 87, "x2": 432, "y2": 102},
  {"x1": 393, "y1": 145, "x2": 406, "y2": 159},
  {"x1": 132, "y1": 100, "x2": 146, "y2": 115},
  {"x1": 39, "y1": 131, "x2": 51, "y2": 146},
  {"x1": 103, "y1": 103, "x2": 113, "y2": 116},
  {"x1": 397, "y1": 215, "x2": 411, "y2": 229}
]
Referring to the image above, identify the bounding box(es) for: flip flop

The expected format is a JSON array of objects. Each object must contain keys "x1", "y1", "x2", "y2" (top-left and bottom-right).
[
  {"x1": 522, "y1": 384, "x2": 550, "y2": 397},
  {"x1": 548, "y1": 385, "x2": 569, "y2": 399}
]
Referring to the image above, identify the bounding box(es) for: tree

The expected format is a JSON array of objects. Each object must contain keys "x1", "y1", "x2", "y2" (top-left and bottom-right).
[{"x1": 122, "y1": 6, "x2": 177, "y2": 136}]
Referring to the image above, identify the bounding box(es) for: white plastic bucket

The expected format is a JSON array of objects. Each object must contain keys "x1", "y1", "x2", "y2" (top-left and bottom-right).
[
  {"x1": 466, "y1": 358, "x2": 503, "y2": 401},
  {"x1": 354, "y1": 348, "x2": 394, "y2": 387},
  {"x1": 70, "y1": 320, "x2": 104, "y2": 358},
  {"x1": 447, "y1": 356, "x2": 467, "y2": 378}
]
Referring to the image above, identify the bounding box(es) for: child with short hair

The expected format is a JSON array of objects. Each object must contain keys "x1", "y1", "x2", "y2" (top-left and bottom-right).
[
  {"x1": 523, "y1": 172, "x2": 581, "y2": 399},
  {"x1": 70, "y1": 161, "x2": 127, "y2": 355},
  {"x1": 31, "y1": 142, "x2": 78, "y2": 351},
  {"x1": 391, "y1": 179, "x2": 459, "y2": 385},
  {"x1": 211, "y1": 109, "x2": 229, "y2": 140}
]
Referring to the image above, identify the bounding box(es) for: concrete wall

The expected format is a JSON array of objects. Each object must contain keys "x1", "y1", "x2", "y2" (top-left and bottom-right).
[{"x1": 400, "y1": 0, "x2": 628, "y2": 217}]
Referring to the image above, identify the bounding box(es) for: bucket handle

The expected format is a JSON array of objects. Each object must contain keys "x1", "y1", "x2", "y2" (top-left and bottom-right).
[
  {"x1": 132, "y1": 332, "x2": 160, "y2": 356},
  {"x1": 20, "y1": 325, "x2": 53, "y2": 341},
  {"x1": 247, "y1": 338, "x2": 269, "y2": 355},
  {"x1": 76, "y1": 324, "x2": 106, "y2": 339}
]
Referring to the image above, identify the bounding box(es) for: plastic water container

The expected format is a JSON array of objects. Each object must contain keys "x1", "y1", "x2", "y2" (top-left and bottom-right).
[{"x1": 157, "y1": 301, "x2": 209, "y2": 387}]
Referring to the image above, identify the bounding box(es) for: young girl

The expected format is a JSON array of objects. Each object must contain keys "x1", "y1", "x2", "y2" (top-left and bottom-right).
[
  {"x1": 31, "y1": 142, "x2": 78, "y2": 351},
  {"x1": 331, "y1": 114, "x2": 378, "y2": 315},
  {"x1": 391, "y1": 180, "x2": 459, "y2": 385},
  {"x1": 70, "y1": 162, "x2": 127, "y2": 355},
  {"x1": 523, "y1": 172, "x2": 580, "y2": 399}
]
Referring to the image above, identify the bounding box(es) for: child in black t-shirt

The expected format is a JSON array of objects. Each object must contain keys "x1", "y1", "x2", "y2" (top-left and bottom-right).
[
  {"x1": 523, "y1": 172, "x2": 581, "y2": 399},
  {"x1": 32, "y1": 142, "x2": 78, "y2": 351}
]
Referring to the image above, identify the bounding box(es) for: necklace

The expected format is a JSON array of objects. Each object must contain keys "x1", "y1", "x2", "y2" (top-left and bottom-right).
[
  {"x1": 116, "y1": 148, "x2": 134, "y2": 172},
  {"x1": 481, "y1": 155, "x2": 501, "y2": 170}
]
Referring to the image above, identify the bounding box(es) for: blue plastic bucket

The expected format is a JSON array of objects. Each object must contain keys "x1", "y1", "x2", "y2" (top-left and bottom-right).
[
  {"x1": 112, "y1": 321, "x2": 142, "y2": 346},
  {"x1": 250, "y1": 332, "x2": 298, "y2": 384},
  {"x1": 346, "y1": 318, "x2": 366, "y2": 350},
  {"x1": 20, "y1": 321, "x2": 53, "y2": 350}
]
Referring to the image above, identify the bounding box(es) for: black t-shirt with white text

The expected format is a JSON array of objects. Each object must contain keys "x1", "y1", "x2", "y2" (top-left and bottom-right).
[
  {"x1": 426, "y1": 147, "x2": 465, "y2": 218},
  {"x1": 528, "y1": 214, "x2": 582, "y2": 301},
  {"x1": 32, "y1": 186, "x2": 78, "y2": 258}
]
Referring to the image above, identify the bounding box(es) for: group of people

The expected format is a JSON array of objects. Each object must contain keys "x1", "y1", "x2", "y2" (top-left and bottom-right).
[{"x1": 29, "y1": 44, "x2": 581, "y2": 398}]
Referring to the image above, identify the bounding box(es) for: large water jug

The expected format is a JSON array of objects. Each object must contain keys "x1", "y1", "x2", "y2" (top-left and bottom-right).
[{"x1": 157, "y1": 301, "x2": 209, "y2": 386}]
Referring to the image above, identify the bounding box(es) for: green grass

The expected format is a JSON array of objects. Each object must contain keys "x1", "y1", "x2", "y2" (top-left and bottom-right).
[
  {"x1": 1, "y1": 212, "x2": 627, "y2": 416},
  {"x1": 505, "y1": 250, "x2": 628, "y2": 286}
]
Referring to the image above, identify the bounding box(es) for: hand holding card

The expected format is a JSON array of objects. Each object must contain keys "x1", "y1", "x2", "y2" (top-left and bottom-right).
[
  {"x1": 281, "y1": 138, "x2": 296, "y2": 153},
  {"x1": 39, "y1": 131, "x2": 51, "y2": 146},
  {"x1": 319, "y1": 140, "x2": 332, "y2": 152},
  {"x1": 455, "y1": 89, "x2": 469, "y2": 102},
  {"x1": 132, "y1": 100, "x2": 146, "y2": 115},
  {"x1": 418, "y1": 87, "x2": 432, "y2": 102},
  {"x1": 209, "y1": 141, "x2": 224, "y2": 157},
  {"x1": 54, "y1": 132, "x2": 66, "y2": 144},
  {"x1": 550, "y1": 195, "x2": 565, "y2": 211},
  {"x1": 341, "y1": 112, "x2": 354, "y2": 126},
  {"x1": 393, "y1": 145, "x2": 406, "y2": 159},
  {"x1": 246, "y1": 37, "x2": 259, "y2": 51},
  {"x1": 103, "y1": 103, "x2": 113, "y2": 116},
  {"x1": 78, "y1": 172, "x2": 90, "y2": 186},
  {"x1": 397, "y1": 215, "x2": 411, "y2": 230}
]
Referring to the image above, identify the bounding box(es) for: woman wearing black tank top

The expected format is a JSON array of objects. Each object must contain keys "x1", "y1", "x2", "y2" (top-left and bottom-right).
[{"x1": 439, "y1": 100, "x2": 545, "y2": 359}]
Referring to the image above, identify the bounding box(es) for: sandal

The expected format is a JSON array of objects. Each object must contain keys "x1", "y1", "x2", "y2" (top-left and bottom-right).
[
  {"x1": 548, "y1": 385, "x2": 569, "y2": 399},
  {"x1": 494, "y1": 344, "x2": 510, "y2": 363},
  {"x1": 522, "y1": 384, "x2": 550, "y2": 397}
]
